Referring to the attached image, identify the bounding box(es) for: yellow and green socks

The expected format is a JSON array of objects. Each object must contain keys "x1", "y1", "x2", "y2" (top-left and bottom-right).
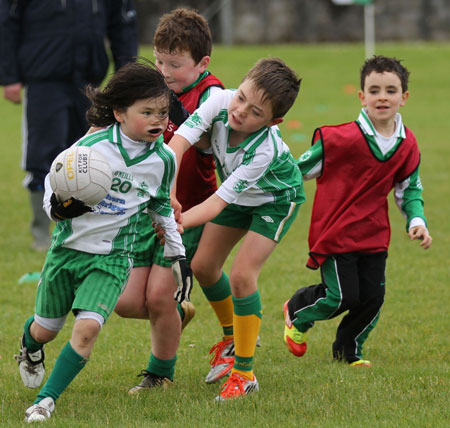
[
  {"x1": 231, "y1": 291, "x2": 262, "y2": 380},
  {"x1": 201, "y1": 272, "x2": 234, "y2": 339}
]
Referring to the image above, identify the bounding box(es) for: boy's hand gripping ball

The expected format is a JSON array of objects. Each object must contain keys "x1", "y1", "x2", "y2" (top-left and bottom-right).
[{"x1": 50, "y1": 193, "x2": 93, "y2": 220}]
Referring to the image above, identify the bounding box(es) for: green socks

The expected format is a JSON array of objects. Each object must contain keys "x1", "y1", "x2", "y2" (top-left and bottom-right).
[
  {"x1": 35, "y1": 341, "x2": 87, "y2": 404},
  {"x1": 146, "y1": 353, "x2": 177, "y2": 381},
  {"x1": 23, "y1": 316, "x2": 44, "y2": 353}
]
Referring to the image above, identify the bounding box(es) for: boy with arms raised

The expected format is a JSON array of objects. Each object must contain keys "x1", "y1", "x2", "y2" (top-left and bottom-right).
[
  {"x1": 15, "y1": 62, "x2": 191, "y2": 422},
  {"x1": 168, "y1": 57, "x2": 304, "y2": 400},
  {"x1": 284, "y1": 56, "x2": 432, "y2": 367},
  {"x1": 113, "y1": 8, "x2": 224, "y2": 393}
]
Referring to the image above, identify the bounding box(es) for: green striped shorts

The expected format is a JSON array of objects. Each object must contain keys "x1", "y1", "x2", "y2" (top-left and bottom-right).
[{"x1": 35, "y1": 247, "x2": 133, "y2": 321}]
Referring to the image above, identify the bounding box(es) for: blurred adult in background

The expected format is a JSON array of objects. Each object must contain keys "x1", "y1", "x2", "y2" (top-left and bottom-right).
[{"x1": 0, "y1": 0, "x2": 138, "y2": 250}]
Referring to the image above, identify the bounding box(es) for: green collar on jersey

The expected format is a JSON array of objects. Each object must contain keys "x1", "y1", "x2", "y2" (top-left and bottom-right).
[
  {"x1": 357, "y1": 109, "x2": 405, "y2": 161},
  {"x1": 108, "y1": 123, "x2": 164, "y2": 167},
  {"x1": 226, "y1": 126, "x2": 269, "y2": 153},
  {"x1": 360, "y1": 130, "x2": 403, "y2": 161}
]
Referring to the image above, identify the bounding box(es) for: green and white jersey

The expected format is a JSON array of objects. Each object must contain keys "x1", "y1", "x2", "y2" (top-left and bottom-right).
[
  {"x1": 297, "y1": 109, "x2": 426, "y2": 230},
  {"x1": 44, "y1": 123, "x2": 185, "y2": 258},
  {"x1": 175, "y1": 89, "x2": 304, "y2": 207}
]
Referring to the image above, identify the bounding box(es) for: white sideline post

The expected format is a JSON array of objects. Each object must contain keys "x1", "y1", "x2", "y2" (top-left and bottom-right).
[
  {"x1": 331, "y1": 0, "x2": 376, "y2": 58},
  {"x1": 203, "y1": 0, "x2": 233, "y2": 46},
  {"x1": 364, "y1": 3, "x2": 375, "y2": 58},
  {"x1": 220, "y1": 0, "x2": 233, "y2": 46}
]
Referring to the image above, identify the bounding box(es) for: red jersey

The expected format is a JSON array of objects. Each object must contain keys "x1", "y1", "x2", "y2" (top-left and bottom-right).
[
  {"x1": 164, "y1": 73, "x2": 224, "y2": 211},
  {"x1": 307, "y1": 122, "x2": 420, "y2": 269}
]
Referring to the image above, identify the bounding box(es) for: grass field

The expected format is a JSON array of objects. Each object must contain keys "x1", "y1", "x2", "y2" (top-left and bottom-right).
[{"x1": 0, "y1": 42, "x2": 449, "y2": 427}]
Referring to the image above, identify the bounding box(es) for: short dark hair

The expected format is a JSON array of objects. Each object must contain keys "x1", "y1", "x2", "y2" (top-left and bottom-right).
[
  {"x1": 360, "y1": 55, "x2": 410, "y2": 92},
  {"x1": 153, "y1": 8, "x2": 212, "y2": 64},
  {"x1": 243, "y1": 57, "x2": 301, "y2": 119},
  {"x1": 85, "y1": 60, "x2": 170, "y2": 127}
]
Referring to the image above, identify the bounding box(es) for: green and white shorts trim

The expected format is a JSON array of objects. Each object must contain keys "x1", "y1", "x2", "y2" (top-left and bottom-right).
[
  {"x1": 211, "y1": 201, "x2": 300, "y2": 242},
  {"x1": 35, "y1": 247, "x2": 133, "y2": 322}
]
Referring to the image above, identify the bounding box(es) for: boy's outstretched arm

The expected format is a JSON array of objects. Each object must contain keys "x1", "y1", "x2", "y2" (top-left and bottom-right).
[
  {"x1": 168, "y1": 133, "x2": 212, "y2": 223},
  {"x1": 168, "y1": 134, "x2": 191, "y2": 170},
  {"x1": 408, "y1": 225, "x2": 432, "y2": 249},
  {"x1": 168, "y1": 134, "x2": 192, "y2": 217},
  {"x1": 182, "y1": 194, "x2": 228, "y2": 229},
  {"x1": 153, "y1": 194, "x2": 228, "y2": 243}
]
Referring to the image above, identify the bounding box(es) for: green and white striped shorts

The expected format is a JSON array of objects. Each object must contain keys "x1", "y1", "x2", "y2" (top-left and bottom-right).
[{"x1": 35, "y1": 247, "x2": 133, "y2": 322}]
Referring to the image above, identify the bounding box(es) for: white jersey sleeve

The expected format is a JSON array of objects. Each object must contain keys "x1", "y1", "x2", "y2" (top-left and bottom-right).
[
  {"x1": 175, "y1": 90, "x2": 232, "y2": 145},
  {"x1": 149, "y1": 211, "x2": 185, "y2": 258}
]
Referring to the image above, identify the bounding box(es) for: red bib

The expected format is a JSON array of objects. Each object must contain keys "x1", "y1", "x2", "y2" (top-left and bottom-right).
[{"x1": 307, "y1": 122, "x2": 420, "y2": 269}]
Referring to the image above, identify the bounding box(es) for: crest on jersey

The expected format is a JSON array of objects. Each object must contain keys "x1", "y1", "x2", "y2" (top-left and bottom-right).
[
  {"x1": 299, "y1": 149, "x2": 312, "y2": 162},
  {"x1": 185, "y1": 112, "x2": 202, "y2": 128},
  {"x1": 137, "y1": 181, "x2": 149, "y2": 198},
  {"x1": 233, "y1": 179, "x2": 248, "y2": 193}
]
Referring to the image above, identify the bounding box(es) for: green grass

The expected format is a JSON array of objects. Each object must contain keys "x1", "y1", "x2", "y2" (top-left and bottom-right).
[{"x1": 0, "y1": 42, "x2": 449, "y2": 427}]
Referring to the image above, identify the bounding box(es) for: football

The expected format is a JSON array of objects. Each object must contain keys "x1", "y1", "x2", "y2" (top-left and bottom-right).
[{"x1": 49, "y1": 146, "x2": 112, "y2": 206}]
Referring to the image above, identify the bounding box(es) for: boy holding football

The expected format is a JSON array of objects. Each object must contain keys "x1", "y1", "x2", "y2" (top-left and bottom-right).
[
  {"x1": 113, "y1": 8, "x2": 224, "y2": 393},
  {"x1": 15, "y1": 61, "x2": 191, "y2": 422},
  {"x1": 283, "y1": 55, "x2": 432, "y2": 367},
  {"x1": 168, "y1": 57, "x2": 305, "y2": 400}
]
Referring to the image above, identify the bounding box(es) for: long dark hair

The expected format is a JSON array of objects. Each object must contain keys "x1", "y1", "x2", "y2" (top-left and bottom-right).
[{"x1": 85, "y1": 59, "x2": 170, "y2": 127}]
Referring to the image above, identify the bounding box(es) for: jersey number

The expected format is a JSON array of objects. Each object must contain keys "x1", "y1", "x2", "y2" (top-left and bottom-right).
[{"x1": 111, "y1": 177, "x2": 132, "y2": 194}]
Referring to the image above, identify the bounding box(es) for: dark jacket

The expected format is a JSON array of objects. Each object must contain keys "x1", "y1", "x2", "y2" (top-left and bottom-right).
[{"x1": 0, "y1": 0, "x2": 138, "y2": 85}]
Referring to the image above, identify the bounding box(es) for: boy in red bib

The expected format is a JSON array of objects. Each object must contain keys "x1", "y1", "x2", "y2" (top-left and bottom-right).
[{"x1": 284, "y1": 56, "x2": 432, "y2": 366}]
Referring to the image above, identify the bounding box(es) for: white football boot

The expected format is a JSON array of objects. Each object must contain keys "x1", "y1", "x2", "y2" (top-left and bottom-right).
[
  {"x1": 24, "y1": 397, "x2": 55, "y2": 423},
  {"x1": 205, "y1": 338, "x2": 235, "y2": 384},
  {"x1": 205, "y1": 336, "x2": 260, "y2": 384},
  {"x1": 15, "y1": 335, "x2": 45, "y2": 388}
]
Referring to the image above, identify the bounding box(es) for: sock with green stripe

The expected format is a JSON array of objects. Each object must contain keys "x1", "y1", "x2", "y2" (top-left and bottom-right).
[
  {"x1": 231, "y1": 291, "x2": 262, "y2": 379},
  {"x1": 201, "y1": 272, "x2": 234, "y2": 338}
]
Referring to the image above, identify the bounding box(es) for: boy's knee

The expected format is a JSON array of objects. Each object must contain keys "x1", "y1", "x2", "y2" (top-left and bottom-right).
[
  {"x1": 191, "y1": 257, "x2": 213, "y2": 284},
  {"x1": 71, "y1": 318, "x2": 101, "y2": 351},
  {"x1": 30, "y1": 322, "x2": 58, "y2": 344},
  {"x1": 190, "y1": 256, "x2": 203, "y2": 276},
  {"x1": 229, "y1": 270, "x2": 255, "y2": 296},
  {"x1": 146, "y1": 286, "x2": 176, "y2": 316},
  {"x1": 146, "y1": 295, "x2": 166, "y2": 315}
]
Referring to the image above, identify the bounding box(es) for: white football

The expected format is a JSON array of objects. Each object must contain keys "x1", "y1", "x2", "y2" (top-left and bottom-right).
[{"x1": 49, "y1": 146, "x2": 112, "y2": 206}]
